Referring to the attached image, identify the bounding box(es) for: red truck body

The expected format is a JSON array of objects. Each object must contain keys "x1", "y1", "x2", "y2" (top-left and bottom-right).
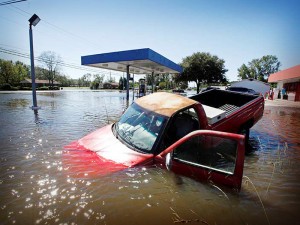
[{"x1": 64, "y1": 90, "x2": 264, "y2": 190}]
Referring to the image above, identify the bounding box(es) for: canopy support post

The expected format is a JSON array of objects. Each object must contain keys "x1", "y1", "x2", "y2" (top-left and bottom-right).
[
  {"x1": 126, "y1": 65, "x2": 130, "y2": 101},
  {"x1": 132, "y1": 73, "x2": 135, "y2": 100},
  {"x1": 151, "y1": 71, "x2": 154, "y2": 93}
]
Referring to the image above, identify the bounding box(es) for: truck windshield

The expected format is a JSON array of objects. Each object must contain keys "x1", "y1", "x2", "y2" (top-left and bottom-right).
[{"x1": 115, "y1": 103, "x2": 167, "y2": 153}]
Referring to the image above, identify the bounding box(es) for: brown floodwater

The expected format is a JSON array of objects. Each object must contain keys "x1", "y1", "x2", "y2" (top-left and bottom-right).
[{"x1": 0, "y1": 90, "x2": 299, "y2": 225}]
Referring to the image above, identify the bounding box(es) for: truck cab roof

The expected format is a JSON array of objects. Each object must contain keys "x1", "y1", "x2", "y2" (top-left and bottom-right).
[{"x1": 135, "y1": 92, "x2": 197, "y2": 117}]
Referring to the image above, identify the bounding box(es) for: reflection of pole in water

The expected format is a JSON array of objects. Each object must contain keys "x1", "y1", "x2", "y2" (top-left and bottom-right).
[
  {"x1": 34, "y1": 111, "x2": 40, "y2": 124},
  {"x1": 102, "y1": 98, "x2": 110, "y2": 124}
]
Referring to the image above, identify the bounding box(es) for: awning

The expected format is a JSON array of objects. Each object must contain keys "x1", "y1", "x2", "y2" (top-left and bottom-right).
[{"x1": 81, "y1": 48, "x2": 183, "y2": 74}]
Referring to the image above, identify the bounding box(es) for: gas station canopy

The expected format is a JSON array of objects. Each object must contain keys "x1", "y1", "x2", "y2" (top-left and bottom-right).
[{"x1": 81, "y1": 48, "x2": 183, "y2": 74}]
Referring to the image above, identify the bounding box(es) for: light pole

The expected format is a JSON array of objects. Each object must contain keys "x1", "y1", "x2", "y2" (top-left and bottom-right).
[{"x1": 29, "y1": 14, "x2": 40, "y2": 112}]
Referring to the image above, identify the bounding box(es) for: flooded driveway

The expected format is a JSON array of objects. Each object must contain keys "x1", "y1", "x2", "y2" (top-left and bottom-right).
[{"x1": 0, "y1": 90, "x2": 299, "y2": 225}]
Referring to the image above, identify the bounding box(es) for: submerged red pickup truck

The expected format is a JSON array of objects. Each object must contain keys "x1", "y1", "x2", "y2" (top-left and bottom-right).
[{"x1": 65, "y1": 89, "x2": 264, "y2": 190}]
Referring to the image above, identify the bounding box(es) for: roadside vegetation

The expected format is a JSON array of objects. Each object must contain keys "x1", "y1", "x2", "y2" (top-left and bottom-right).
[{"x1": 1, "y1": 51, "x2": 280, "y2": 92}]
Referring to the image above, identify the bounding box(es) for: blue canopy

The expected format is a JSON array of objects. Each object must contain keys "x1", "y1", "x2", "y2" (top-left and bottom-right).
[{"x1": 81, "y1": 48, "x2": 182, "y2": 74}]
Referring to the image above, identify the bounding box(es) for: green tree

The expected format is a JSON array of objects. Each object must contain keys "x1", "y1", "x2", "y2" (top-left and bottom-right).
[
  {"x1": 179, "y1": 52, "x2": 228, "y2": 93},
  {"x1": 0, "y1": 60, "x2": 29, "y2": 87},
  {"x1": 56, "y1": 74, "x2": 72, "y2": 87},
  {"x1": 119, "y1": 77, "x2": 128, "y2": 90},
  {"x1": 0, "y1": 59, "x2": 14, "y2": 85},
  {"x1": 158, "y1": 74, "x2": 174, "y2": 89},
  {"x1": 14, "y1": 61, "x2": 29, "y2": 85},
  {"x1": 260, "y1": 55, "x2": 281, "y2": 81},
  {"x1": 91, "y1": 74, "x2": 105, "y2": 89},
  {"x1": 79, "y1": 73, "x2": 92, "y2": 87},
  {"x1": 237, "y1": 64, "x2": 251, "y2": 80},
  {"x1": 158, "y1": 81, "x2": 166, "y2": 90},
  {"x1": 35, "y1": 66, "x2": 48, "y2": 80},
  {"x1": 237, "y1": 55, "x2": 281, "y2": 82},
  {"x1": 146, "y1": 74, "x2": 153, "y2": 86}
]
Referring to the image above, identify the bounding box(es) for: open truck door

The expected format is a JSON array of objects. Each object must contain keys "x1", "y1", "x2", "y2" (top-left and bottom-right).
[{"x1": 158, "y1": 130, "x2": 245, "y2": 190}]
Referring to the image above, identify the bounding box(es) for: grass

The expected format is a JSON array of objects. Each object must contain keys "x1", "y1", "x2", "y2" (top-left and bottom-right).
[
  {"x1": 243, "y1": 176, "x2": 270, "y2": 225},
  {"x1": 170, "y1": 207, "x2": 210, "y2": 224},
  {"x1": 265, "y1": 141, "x2": 288, "y2": 195}
]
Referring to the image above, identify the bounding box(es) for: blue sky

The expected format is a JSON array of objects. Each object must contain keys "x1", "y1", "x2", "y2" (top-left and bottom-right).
[{"x1": 0, "y1": 0, "x2": 299, "y2": 81}]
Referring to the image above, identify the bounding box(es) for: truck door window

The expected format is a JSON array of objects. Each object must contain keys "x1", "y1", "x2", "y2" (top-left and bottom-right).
[
  {"x1": 160, "y1": 107, "x2": 200, "y2": 151},
  {"x1": 173, "y1": 135, "x2": 237, "y2": 174},
  {"x1": 172, "y1": 108, "x2": 199, "y2": 139}
]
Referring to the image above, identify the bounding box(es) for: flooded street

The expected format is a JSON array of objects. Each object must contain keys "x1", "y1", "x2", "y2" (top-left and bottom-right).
[{"x1": 0, "y1": 90, "x2": 299, "y2": 225}]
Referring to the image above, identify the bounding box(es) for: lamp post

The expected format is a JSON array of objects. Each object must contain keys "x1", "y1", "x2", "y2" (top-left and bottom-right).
[{"x1": 29, "y1": 14, "x2": 40, "y2": 112}]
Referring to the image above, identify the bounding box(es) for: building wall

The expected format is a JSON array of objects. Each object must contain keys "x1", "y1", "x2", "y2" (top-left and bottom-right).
[{"x1": 273, "y1": 81, "x2": 300, "y2": 101}]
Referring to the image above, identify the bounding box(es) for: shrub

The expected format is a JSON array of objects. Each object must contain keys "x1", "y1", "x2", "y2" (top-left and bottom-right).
[
  {"x1": 38, "y1": 86, "x2": 49, "y2": 90},
  {"x1": 20, "y1": 87, "x2": 32, "y2": 90},
  {"x1": 0, "y1": 84, "x2": 13, "y2": 90}
]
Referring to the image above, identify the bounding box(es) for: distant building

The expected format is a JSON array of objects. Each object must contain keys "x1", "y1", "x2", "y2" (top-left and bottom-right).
[
  {"x1": 20, "y1": 78, "x2": 60, "y2": 88},
  {"x1": 102, "y1": 82, "x2": 119, "y2": 89},
  {"x1": 268, "y1": 65, "x2": 300, "y2": 101},
  {"x1": 230, "y1": 79, "x2": 270, "y2": 96}
]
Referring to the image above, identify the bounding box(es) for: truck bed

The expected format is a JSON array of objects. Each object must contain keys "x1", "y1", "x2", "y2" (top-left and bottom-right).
[{"x1": 190, "y1": 90, "x2": 260, "y2": 124}]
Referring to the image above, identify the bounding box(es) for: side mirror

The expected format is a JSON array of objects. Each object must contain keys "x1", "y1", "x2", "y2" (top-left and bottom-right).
[{"x1": 165, "y1": 153, "x2": 172, "y2": 171}]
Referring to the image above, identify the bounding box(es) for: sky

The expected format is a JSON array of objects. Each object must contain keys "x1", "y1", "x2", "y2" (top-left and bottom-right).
[{"x1": 0, "y1": 0, "x2": 299, "y2": 82}]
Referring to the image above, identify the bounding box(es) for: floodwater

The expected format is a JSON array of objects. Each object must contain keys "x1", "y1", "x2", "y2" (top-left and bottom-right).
[{"x1": 0, "y1": 90, "x2": 299, "y2": 225}]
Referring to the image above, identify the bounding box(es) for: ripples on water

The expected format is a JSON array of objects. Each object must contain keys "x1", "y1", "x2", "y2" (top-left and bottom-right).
[{"x1": 0, "y1": 90, "x2": 299, "y2": 225}]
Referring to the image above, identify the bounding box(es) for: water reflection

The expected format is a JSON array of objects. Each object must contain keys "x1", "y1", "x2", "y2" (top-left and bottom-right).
[
  {"x1": 0, "y1": 91, "x2": 299, "y2": 225},
  {"x1": 5, "y1": 98, "x2": 30, "y2": 108}
]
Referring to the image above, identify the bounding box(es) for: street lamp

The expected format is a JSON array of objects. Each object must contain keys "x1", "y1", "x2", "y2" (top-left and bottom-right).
[{"x1": 29, "y1": 14, "x2": 40, "y2": 112}]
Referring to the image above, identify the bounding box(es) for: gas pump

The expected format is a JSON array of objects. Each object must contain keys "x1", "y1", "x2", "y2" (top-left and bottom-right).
[{"x1": 138, "y1": 78, "x2": 146, "y2": 97}]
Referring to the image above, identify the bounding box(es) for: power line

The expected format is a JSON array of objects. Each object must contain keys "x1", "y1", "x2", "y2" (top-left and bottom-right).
[
  {"x1": 0, "y1": 0, "x2": 26, "y2": 6},
  {"x1": 9, "y1": 5, "x2": 102, "y2": 49},
  {"x1": 1, "y1": 5, "x2": 125, "y2": 78},
  {"x1": 0, "y1": 46, "x2": 123, "y2": 76}
]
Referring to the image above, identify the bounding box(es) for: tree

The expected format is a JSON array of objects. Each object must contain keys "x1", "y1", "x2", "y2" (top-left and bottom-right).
[
  {"x1": 260, "y1": 55, "x2": 281, "y2": 81},
  {"x1": 157, "y1": 74, "x2": 174, "y2": 89},
  {"x1": 119, "y1": 77, "x2": 127, "y2": 90},
  {"x1": 237, "y1": 55, "x2": 281, "y2": 82},
  {"x1": 146, "y1": 74, "x2": 153, "y2": 86},
  {"x1": 91, "y1": 73, "x2": 105, "y2": 89},
  {"x1": 237, "y1": 64, "x2": 251, "y2": 80},
  {"x1": 78, "y1": 73, "x2": 92, "y2": 87},
  {"x1": 179, "y1": 52, "x2": 228, "y2": 93},
  {"x1": 106, "y1": 75, "x2": 115, "y2": 83},
  {"x1": 0, "y1": 60, "x2": 29, "y2": 86},
  {"x1": 0, "y1": 59, "x2": 14, "y2": 85},
  {"x1": 14, "y1": 61, "x2": 29, "y2": 84},
  {"x1": 158, "y1": 81, "x2": 166, "y2": 90},
  {"x1": 35, "y1": 66, "x2": 49, "y2": 80},
  {"x1": 39, "y1": 51, "x2": 62, "y2": 87},
  {"x1": 56, "y1": 74, "x2": 72, "y2": 87}
]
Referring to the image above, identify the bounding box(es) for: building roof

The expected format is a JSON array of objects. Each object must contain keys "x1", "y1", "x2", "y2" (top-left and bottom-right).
[
  {"x1": 268, "y1": 64, "x2": 300, "y2": 83},
  {"x1": 20, "y1": 78, "x2": 60, "y2": 84},
  {"x1": 103, "y1": 82, "x2": 119, "y2": 87},
  {"x1": 81, "y1": 48, "x2": 183, "y2": 74}
]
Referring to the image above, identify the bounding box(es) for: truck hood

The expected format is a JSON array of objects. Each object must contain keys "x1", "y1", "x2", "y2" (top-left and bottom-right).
[{"x1": 64, "y1": 124, "x2": 154, "y2": 176}]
